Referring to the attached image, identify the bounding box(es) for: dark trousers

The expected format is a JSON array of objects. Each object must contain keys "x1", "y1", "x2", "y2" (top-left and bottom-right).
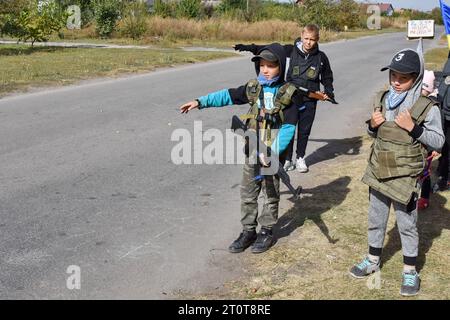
[
  {"x1": 438, "y1": 119, "x2": 450, "y2": 181},
  {"x1": 240, "y1": 163, "x2": 280, "y2": 230},
  {"x1": 421, "y1": 151, "x2": 433, "y2": 199},
  {"x1": 286, "y1": 100, "x2": 317, "y2": 161}
]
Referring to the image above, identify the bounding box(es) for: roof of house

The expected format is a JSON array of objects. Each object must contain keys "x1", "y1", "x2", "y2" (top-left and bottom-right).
[
  {"x1": 360, "y1": 3, "x2": 394, "y2": 13},
  {"x1": 378, "y1": 3, "x2": 394, "y2": 12}
]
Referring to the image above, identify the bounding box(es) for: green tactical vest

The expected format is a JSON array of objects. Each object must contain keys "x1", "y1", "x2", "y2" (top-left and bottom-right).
[
  {"x1": 361, "y1": 91, "x2": 436, "y2": 205},
  {"x1": 240, "y1": 79, "x2": 297, "y2": 146}
]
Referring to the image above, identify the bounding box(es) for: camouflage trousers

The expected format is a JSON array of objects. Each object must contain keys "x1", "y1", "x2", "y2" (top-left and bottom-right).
[{"x1": 240, "y1": 163, "x2": 280, "y2": 230}]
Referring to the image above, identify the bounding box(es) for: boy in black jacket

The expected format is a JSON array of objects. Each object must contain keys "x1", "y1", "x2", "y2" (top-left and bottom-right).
[{"x1": 234, "y1": 24, "x2": 335, "y2": 173}]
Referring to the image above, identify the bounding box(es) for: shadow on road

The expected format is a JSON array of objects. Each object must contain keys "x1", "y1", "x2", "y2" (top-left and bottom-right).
[
  {"x1": 274, "y1": 176, "x2": 351, "y2": 244},
  {"x1": 304, "y1": 136, "x2": 363, "y2": 168}
]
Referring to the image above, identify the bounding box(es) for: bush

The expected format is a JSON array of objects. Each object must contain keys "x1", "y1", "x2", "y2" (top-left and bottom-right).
[
  {"x1": 153, "y1": 0, "x2": 177, "y2": 18},
  {"x1": 93, "y1": 0, "x2": 121, "y2": 38},
  {"x1": 176, "y1": 0, "x2": 201, "y2": 19},
  {"x1": 120, "y1": 1, "x2": 149, "y2": 39},
  {"x1": 216, "y1": 0, "x2": 263, "y2": 22},
  {"x1": 259, "y1": 2, "x2": 301, "y2": 22}
]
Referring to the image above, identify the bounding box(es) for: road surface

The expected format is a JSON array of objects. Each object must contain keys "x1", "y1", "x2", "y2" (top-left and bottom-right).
[{"x1": 0, "y1": 30, "x2": 444, "y2": 299}]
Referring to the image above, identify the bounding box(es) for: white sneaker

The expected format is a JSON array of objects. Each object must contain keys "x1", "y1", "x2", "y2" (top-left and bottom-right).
[
  {"x1": 296, "y1": 157, "x2": 308, "y2": 173},
  {"x1": 283, "y1": 160, "x2": 295, "y2": 171}
]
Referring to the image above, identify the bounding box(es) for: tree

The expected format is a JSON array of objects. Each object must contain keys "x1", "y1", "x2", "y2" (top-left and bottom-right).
[
  {"x1": 298, "y1": 0, "x2": 338, "y2": 30},
  {"x1": 335, "y1": 0, "x2": 360, "y2": 30},
  {"x1": 430, "y1": 7, "x2": 443, "y2": 25},
  {"x1": 0, "y1": 0, "x2": 31, "y2": 36},
  {"x1": 1, "y1": 0, "x2": 67, "y2": 45}
]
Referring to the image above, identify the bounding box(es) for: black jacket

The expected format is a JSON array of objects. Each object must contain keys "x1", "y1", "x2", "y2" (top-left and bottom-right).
[
  {"x1": 236, "y1": 40, "x2": 334, "y2": 103},
  {"x1": 438, "y1": 56, "x2": 450, "y2": 121}
]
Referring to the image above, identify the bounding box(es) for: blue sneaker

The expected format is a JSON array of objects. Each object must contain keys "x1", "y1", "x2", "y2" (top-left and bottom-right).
[
  {"x1": 349, "y1": 256, "x2": 380, "y2": 279},
  {"x1": 400, "y1": 270, "x2": 420, "y2": 296}
]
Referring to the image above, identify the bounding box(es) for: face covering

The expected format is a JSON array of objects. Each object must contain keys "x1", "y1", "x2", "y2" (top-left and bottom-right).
[
  {"x1": 387, "y1": 85, "x2": 408, "y2": 110},
  {"x1": 257, "y1": 73, "x2": 279, "y2": 86}
]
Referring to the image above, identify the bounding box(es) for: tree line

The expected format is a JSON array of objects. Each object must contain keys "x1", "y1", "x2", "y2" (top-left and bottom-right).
[{"x1": 0, "y1": 0, "x2": 443, "y2": 44}]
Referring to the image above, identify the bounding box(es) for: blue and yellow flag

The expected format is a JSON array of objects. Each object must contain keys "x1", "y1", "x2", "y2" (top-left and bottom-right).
[{"x1": 440, "y1": 0, "x2": 450, "y2": 48}]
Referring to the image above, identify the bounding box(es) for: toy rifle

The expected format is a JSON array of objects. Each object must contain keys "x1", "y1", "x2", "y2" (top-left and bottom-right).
[
  {"x1": 231, "y1": 115, "x2": 302, "y2": 200},
  {"x1": 298, "y1": 86, "x2": 339, "y2": 104}
]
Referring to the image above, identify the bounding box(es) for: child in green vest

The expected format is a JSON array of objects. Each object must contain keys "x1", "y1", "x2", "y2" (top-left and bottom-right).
[
  {"x1": 349, "y1": 49, "x2": 444, "y2": 296},
  {"x1": 180, "y1": 44, "x2": 301, "y2": 254}
]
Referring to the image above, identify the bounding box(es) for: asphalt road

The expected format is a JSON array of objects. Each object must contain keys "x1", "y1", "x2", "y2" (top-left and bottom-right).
[{"x1": 0, "y1": 29, "x2": 444, "y2": 299}]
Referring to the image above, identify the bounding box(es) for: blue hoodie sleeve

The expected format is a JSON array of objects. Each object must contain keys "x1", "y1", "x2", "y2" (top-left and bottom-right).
[
  {"x1": 197, "y1": 89, "x2": 233, "y2": 109},
  {"x1": 197, "y1": 85, "x2": 249, "y2": 109},
  {"x1": 271, "y1": 124, "x2": 296, "y2": 155},
  {"x1": 270, "y1": 101, "x2": 298, "y2": 155}
]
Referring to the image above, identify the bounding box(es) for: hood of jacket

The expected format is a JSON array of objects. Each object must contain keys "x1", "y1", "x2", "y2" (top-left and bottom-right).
[
  {"x1": 253, "y1": 43, "x2": 287, "y2": 86},
  {"x1": 384, "y1": 48, "x2": 424, "y2": 119}
]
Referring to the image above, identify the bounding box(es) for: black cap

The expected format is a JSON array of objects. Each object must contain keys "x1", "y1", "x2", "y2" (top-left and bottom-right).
[
  {"x1": 381, "y1": 49, "x2": 420, "y2": 74},
  {"x1": 251, "y1": 49, "x2": 279, "y2": 63}
]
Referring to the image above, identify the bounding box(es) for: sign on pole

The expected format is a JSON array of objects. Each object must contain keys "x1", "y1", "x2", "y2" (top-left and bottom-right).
[{"x1": 407, "y1": 20, "x2": 435, "y2": 39}]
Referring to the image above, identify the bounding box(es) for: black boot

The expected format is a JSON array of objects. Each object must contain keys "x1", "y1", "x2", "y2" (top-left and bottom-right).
[
  {"x1": 228, "y1": 230, "x2": 257, "y2": 253},
  {"x1": 251, "y1": 228, "x2": 274, "y2": 254}
]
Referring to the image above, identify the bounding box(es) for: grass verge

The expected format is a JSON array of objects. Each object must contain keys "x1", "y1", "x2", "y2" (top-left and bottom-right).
[
  {"x1": 189, "y1": 48, "x2": 450, "y2": 299},
  {"x1": 45, "y1": 21, "x2": 404, "y2": 48},
  {"x1": 193, "y1": 137, "x2": 450, "y2": 300},
  {"x1": 0, "y1": 45, "x2": 235, "y2": 97},
  {"x1": 425, "y1": 47, "x2": 449, "y2": 71}
]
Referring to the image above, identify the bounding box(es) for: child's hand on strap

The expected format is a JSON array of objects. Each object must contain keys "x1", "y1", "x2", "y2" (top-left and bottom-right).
[
  {"x1": 370, "y1": 110, "x2": 385, "y2": 129},
  {"x1": 394, "y1": 109, "x2": 415, "y2": 132}
]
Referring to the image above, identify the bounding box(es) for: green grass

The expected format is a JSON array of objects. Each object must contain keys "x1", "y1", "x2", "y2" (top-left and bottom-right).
[
  {"x1": 425, "y1": 47, "x2": 449, "y2": 71},
  {"x1": 0, "y1": 44, "x2": 235, "y2": 97},
  {"x1": 1, "y1": 24, "x2": 404, "y2": 49}
]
